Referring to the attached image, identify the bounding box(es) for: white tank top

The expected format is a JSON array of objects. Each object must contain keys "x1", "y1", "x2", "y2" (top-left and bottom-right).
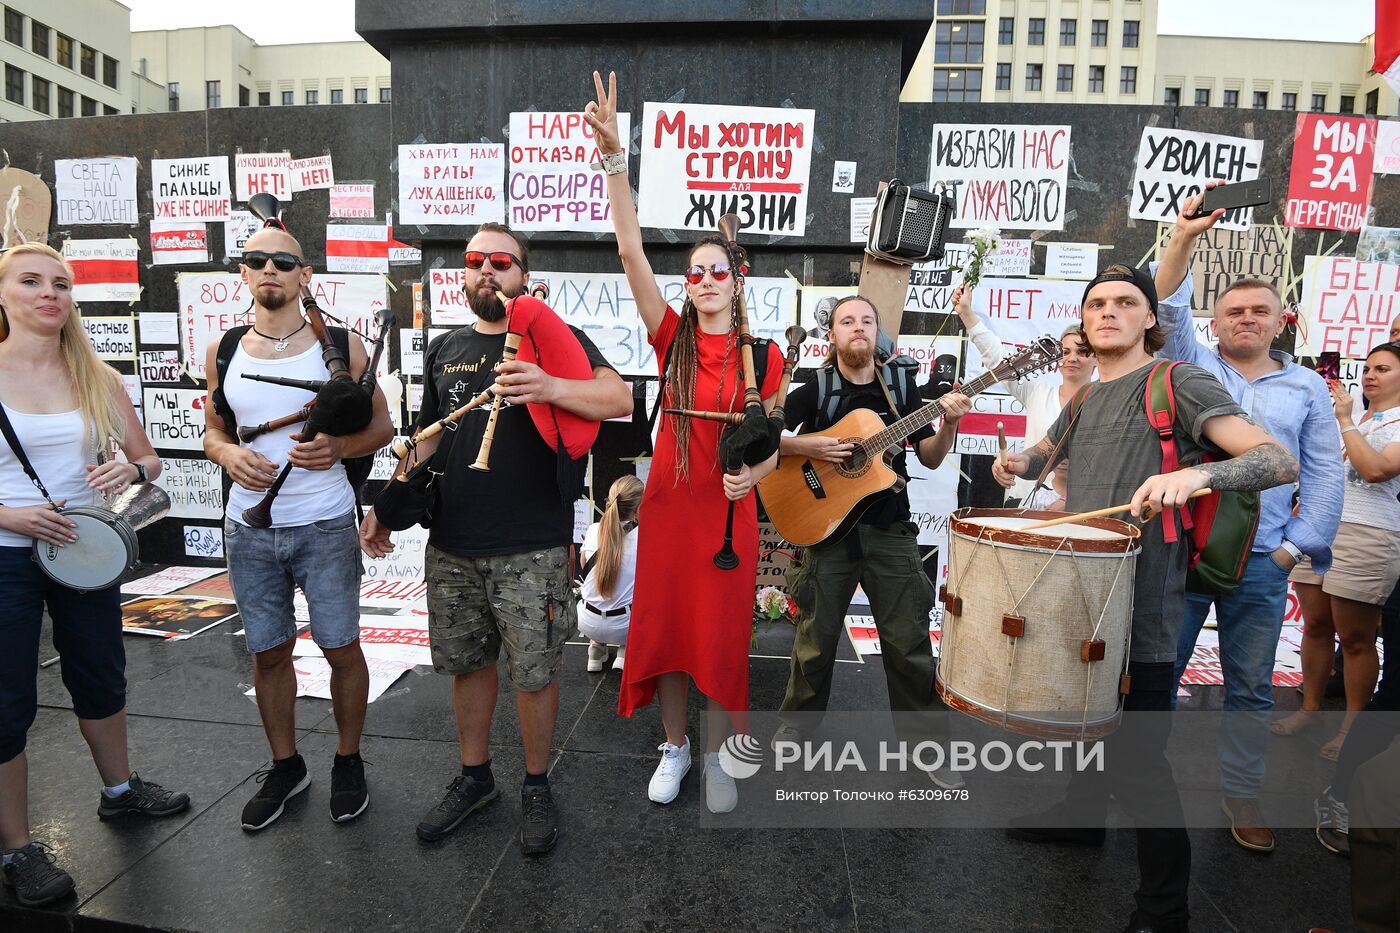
[
  {"x1": 0, "y1": 405, "x2": 99, "y2": 547},
  {"x1": 223, "y1": 342, "x2": 356, "y2": 527}
]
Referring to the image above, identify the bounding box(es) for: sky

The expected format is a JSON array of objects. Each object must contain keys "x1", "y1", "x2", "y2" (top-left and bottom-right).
[{"x1": 122, "y1": 0, "x2": 1377, "y2": 46}]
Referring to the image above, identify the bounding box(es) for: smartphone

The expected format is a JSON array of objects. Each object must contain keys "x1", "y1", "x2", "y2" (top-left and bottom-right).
[
  {"x1": 1190, "y1": 178, "x2": 1273, "y2": 218},
  {"x1": 1316, "y1": 351, "x2": 1341, "y2": 382}
]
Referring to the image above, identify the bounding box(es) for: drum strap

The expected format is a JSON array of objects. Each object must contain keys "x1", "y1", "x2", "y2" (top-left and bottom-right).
[
  {"x1": 0, "y1": 402, "x2": 58, "y2": 508},
  {"x1": 1018, "y1": 383, "x2": 1092, "y2": 511}
]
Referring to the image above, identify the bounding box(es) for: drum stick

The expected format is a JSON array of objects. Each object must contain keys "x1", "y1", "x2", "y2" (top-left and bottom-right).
[
  {"x1": 40, "y1": 656, "x2": 60, "y2": 669},
  {"x1": 1017, "y1": 488, "x2": 1211, "y2": 531},
  {"x1": 996, "y1": 422, "x2": 1007, "y2": 469}
]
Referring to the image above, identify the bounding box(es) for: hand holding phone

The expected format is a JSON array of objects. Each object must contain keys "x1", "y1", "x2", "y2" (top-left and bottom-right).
[{"x1": 1189, "y1": 178, "x2": 1273, "y2": 219}]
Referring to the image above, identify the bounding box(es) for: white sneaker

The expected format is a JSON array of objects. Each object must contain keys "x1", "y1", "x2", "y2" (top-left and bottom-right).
[
  {"x1": 586, "y1": 643, "x2": 608, "y2": 673},
  {"x1": 611, "y1": 646, "x2": 626, "y2": 673},
  {"x1": 704, "y1": 752, "x2": 738, "y2": 814},
  {"x1": 647, "y1": 737, "x2": 691, "y2": 804}
]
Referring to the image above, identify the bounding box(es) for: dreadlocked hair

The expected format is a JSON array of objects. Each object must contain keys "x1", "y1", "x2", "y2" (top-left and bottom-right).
[{"x1": 666, "y1": 234, "x2": 739, "y2": 484}]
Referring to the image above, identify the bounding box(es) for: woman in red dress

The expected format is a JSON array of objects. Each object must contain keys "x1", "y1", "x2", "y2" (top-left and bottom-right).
[{"x1": 587, "y1": 71, "x2": 782, "y2": 813}]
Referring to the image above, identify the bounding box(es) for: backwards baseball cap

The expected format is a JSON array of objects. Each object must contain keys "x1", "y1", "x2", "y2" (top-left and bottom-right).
[{"x1": 1081, "y1": 265, "x2": 1158, "y2": 316}]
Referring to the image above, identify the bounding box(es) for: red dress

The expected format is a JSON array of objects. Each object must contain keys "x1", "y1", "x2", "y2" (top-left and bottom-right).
[{"x1": 619, "y1": 308, "x2": 783, "y2": 716}]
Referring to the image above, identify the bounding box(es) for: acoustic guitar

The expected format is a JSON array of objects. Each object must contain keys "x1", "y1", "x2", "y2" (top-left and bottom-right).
[{"x1": 758, "y1": 337, "x2": 1063, "y2": 547}]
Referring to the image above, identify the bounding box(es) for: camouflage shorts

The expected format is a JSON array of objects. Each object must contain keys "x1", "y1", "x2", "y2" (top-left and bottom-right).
[{"x1": 424, "y1": 544, "x2": 577, "y2": 691}]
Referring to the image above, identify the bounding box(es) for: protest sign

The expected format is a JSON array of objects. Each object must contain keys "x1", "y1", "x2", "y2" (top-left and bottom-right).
[
  {"x1": 290, "y1": 154, "x2": 335, "y2": 192},
  {"x1": 266, "y1": 656, "x2": 414, "y2": 703},
  {"x1": 526, "y1": 270, "x2": 796, "y2": 376},
  {"x1": 795, "y1": 286, "x2": 850, "y2": 368},
  {"x1": 151, "y1": 156, "x2": 231, "y2": 222},
  {"x1": 400, "y1": 327, "x2": 426, "y2": 375},
  {"x1": 638, "y1": 102, "x2": 815, "y2": 236},
  {"x1": 387, "y1": 216, "x2": 421, "y2": 265},
  {"x1": 179, "y1": 273, "x2": 387, "y2": 380},
  {"x1": 1129, "y1": 127, "x2": 1264, "y2": 231},
  {"x1": 903, "y1": 239, "x2": 1034, "y2": 321},
  {"x1": 929, "y1": 124, "x2": 1071, "y2": 231},
  {"x1": 397, "y1": 144, "x2": 504, "y2": 225},
  {"x1": 906, "y1": 453, "x2": 960, "y2": 547},
  {"x1": 121, "y1": 375, "x2": 142, "y2": 423},
  {"x1": 832, "y1": 161, "x2": 857, "y2": 194},
  {"x1": 1356, "y1": 225, "x2": 1400, "y2": 264},
  {"x1": 154, "y1": 456, "x2": 222, "y2": 519},
  {"x1": 426, "y1": 268, "x2": 471, "y2": 325},
  {"x1": 1373, "y1": 120, "x2": 1400, "y2": 175},
  {"x1": 150, "y1": 221, "x2": 209, "y2": 265},
  {"x1": 954, "y1": 392, "x2": 1028, "y2": 456},
  {"x1": 138, "y1": 311, "x2": 178, "y2": 345},
  {"x1": 121, "y1": 596, "x2": 236, "y2": 639},
  {"x1": 1189, "y1": 224, "x2": 1289, "y2": 312},
  {"x1": 508, "y1": 111, "x2": 631, "y2": 231},
  {"x1": 183, "y1": 527, "x2": 223, "y2": 559},
  {"x1": 363, "y1": 525, "x2": 429, "y2": 583},
  {"x1": 965, "y1": 277, "x2": 1083, "y2": 378},
  {"x1": 122, "y1": 565, "x2": 223, "y2": 596},
  {"x1": 1043, "y1": 242, "x2": 1098, "y2": 280},
  {"x1": 81, "y1": 316, "x2": 135, "y2": 360},
  {"x1": 144, "y1": 388, "x2": 207, "y2": 450},
  {"x1": 330, "y1": 183, "x2": 375, "y2": 218},
  {"x1": 850, "y1": 197, "x2": 875, "y2": 243},
  {"x1": 55, "y1": 157, "x2": 137, "y2": 225},
  {"x1": 1285, "y1": 114, "x2": 1377, "y2": 233},
  {"x1": 234, "y1": 152, "x2": 292, "y2": 202},
  {"x1": 223, "y1": 211, "x2": 258, "y2": 260},
  {"x1": 65, "y1": 239, "x2": 139, "y2": 302},
  {"x1": 325, "y1": 224, "x2": 388, "y2": 274},
  {"x1": 1298, "y1": 255, "x2": 1398, "y2": 358},
  {"x1": 140, "y1": 349, "x2": 183, "y2": 383}
]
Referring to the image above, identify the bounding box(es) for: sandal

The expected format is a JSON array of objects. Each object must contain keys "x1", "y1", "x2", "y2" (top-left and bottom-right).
[
  {"x1": 1270, "y1": 709, "x2": 1322, "y2": 736},
  {"x1": 1319, "y1": 729, "x2": 1350, "y2": 762}
]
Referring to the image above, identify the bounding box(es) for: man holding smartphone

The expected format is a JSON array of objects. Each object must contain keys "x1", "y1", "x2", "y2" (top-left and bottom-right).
[{"x1": 1154, "y1": 182, "x2": 1344, "y2": 853}]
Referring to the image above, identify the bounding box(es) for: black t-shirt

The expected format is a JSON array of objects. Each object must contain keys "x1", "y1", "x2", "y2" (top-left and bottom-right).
[
  {"x1": 419, "y1": 325, "x2": 613, "y2": 557},
  {"x1": 783, "y1": 366, "x2": 935, "y2": 528}
]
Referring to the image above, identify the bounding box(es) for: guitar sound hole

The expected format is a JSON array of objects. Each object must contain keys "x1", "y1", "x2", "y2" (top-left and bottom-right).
[{"x1": 833, "y1": 438, "x2": 870, "y2": 478}]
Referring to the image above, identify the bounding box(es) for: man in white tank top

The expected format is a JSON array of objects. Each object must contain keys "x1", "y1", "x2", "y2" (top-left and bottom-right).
[{"x1": 203, "y1": 225, "x2": 392, "y2": 833}]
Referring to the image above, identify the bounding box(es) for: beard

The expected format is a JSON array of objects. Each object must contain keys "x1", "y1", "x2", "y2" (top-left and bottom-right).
[
  {"x1": 836, "y1": 341, "x2": 874, "y2": 370},
  {"x1": 467, "y1": 280, "x2": 520, "y2": 321},
  {"x1": 257, "y1": 283, "x2": 292, "y2": 311}
]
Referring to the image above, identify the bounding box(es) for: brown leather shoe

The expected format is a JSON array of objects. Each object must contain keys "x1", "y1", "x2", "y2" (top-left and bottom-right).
[{"x1": 1222, "y1": 796, "x2": 1275, "y2": 852}]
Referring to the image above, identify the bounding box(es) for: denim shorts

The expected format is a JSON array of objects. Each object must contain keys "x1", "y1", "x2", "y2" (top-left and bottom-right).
[{"x1": 225, "y1": 512, "x2": 364, "y2": 654}]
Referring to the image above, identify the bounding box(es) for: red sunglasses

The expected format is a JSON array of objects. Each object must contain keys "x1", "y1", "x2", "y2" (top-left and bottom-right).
[
  {"x1": 464, "y1": 250, "x2": 521, "y2": 272},
  {"x1": 685, "y1": 262, "x2": 731, "y2": 285}
]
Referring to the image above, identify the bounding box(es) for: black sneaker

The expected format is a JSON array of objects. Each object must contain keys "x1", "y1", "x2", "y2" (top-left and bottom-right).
[
  {"x1": 2, "y1": 842, "x2": 75, "y2": 907},
  {"x1": 241, "y1": 756, "x2": 310, "y2": 832},
  {"x1": 97, "y1": 772, "x2": 191, "y2": 821},
  {"x1": 416, "y1": 774, "x2": 498, "y2": 842},
  {"x1": 329, "y1": 754, "x2": 370, "y2": 823},
  {"x1": 519, "y1": 784, "x2": 558, "y2": 855}
]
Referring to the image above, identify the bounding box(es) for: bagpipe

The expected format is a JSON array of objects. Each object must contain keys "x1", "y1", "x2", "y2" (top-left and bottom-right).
[
  {"x1": 373, "y1": 285, "x2": 597, "y2": 531},
  {"x1": 663, "y1": 213, "x2": 806, "y2": 570},
  {"x1": 236, "y1": 193, "x2": 389, "y2": 528}
]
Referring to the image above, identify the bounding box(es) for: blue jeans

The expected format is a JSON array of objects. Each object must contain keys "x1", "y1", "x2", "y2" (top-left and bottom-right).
[{"x1": 1172, "y1": 550, "x2": 1290, "y2": 798}]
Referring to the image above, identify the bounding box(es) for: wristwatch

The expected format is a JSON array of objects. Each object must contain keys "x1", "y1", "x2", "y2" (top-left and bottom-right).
[{"x1": 133, "y1": 462, "x2": 148, "y2": 484}]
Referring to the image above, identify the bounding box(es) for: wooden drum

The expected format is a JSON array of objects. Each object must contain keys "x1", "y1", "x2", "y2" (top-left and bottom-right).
[{"x1": 935, "y1": 508, "x2": 1141, "y2": 739}]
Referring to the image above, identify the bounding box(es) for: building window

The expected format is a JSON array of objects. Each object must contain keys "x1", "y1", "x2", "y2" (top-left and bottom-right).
[
  {"x1": 281, "y1": 90, "x2": 293, "y2": 105},
  {"x1": 31, "y1": 20, "x2": 49, "y2": 57},
  {"x1": 1223, "y1": 89, "x2": 1239, "y2": 108},
  {"x1": 4, "y1": 9, "x2": 21, "y2": 46},
  {"x1": 1120, "y1": 66, "x2": 1137, "y2": 94},
  {"x1": 31, "y1": 75, "x2": 48, "y2": 113},
  {"x1": 1252, "y1": 91, "x2": 1268, "y2": 109},
  {"x1": 1164, "y1": 87, "x2": 1180, "y2": 106},
  {"x1": 998, "y1": 17, "x2": 1013, "y2": 44},
  {"x1": 1091, "y1": 19, "x2": 1108, "y2": 47},
  {"x1": 305, "y1": 89, "x2": 318, "y2": 104},
  {"x1": 1123, "y1": 21, "x2": 1140, "y2": 48},
  {"x1": 354, "y1": 87, "x2": 367, "y2": 104},
  {"x1": 1089, "y1": 65, "x2": 1105, "y2": 93},
  {"x1": 103, "y1": 104, "x2": 115, "y2": 115},
  {"x1": 1340, "y1": 94, "x2": 1354, "y2": 113},
  {"x1": 1027, "y1": 18, "x2": 1045, "y2": 45},
  {"x1": 1282, "y1": 92, "x2": 1297, "y2": 111},
  {"x1": 1060, "y1": 19, "x2": 1076, "y2": 45},
  {"x1": 81, "y1": 95, "x2": 96, "y2": 116},
  {"x1": 379, "y1": 87, "x2": 391, "y2": 103},
  {"x1": 236, "y1": 85, "x2": 248, "y2": 106},
  {"x1": 206, "y1": 79, "x2": 220, "y2": 108},
  {"x1": 932, "y1": 67, "x2": 982, "y2": 102},
  {"x1": 1195, "y1": 88, "x2": 1210, "y2": 106},
  {"x1": 936, "y1": 0, "x2": 986, "y2": 12},
  {"x1": 1056, "y1": 64, "x2": 1074, "y2": 92},
  {"x1": 5, "y1": 65, "x2": 23, "y2": 105},
  {"x1": 330, "y1": 88, "x2": 344, "y2": 104},
  {"x1": 995, "y1": 62, "x2": 1011, "y2": 90},
  {"x1": 1026, "y1": 64, "x2": 1043, "y2": 91},
  {"x1": 1311, "y1": 93, "x2": 1326, "y2": 112},
  {"x1": 1366, "y1": 89, "x2": 1379, "y2": 115},
  {"x1": 935, "y1": 20, "x2": 984, "y2": 63},
  {"x1": 167, "y1": 81, "x2": 179, "y2": 111},
  {"x1": 258, "y1": 90, "x2": 269, "y2": 106},
  {"x1": 102, "y1": 54, "x2": 117, "y2": 88},
  {"x1": 57, "y1": 86, "x2": 73, "y2": 117},
  {"x1": 80, "y1": 45, "x2": 96, "y2": 79},
  {"x1": 57, "y1": 33, "x2": 72, "y2": 68}
]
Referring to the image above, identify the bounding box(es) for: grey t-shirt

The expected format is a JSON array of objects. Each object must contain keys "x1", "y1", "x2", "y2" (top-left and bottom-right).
[{"x1": 1042, "y1": 361, "x2": 1245, "y2": 663}]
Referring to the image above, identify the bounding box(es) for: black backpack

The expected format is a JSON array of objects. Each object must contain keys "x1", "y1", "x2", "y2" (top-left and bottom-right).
[{"x1": 209, "y1": 325, "x2": 375, "y2": 505}]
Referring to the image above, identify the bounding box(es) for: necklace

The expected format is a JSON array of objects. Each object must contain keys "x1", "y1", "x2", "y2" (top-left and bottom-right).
[{"x1": 251, "y1": 320, "x2": 307, "y2": 352}]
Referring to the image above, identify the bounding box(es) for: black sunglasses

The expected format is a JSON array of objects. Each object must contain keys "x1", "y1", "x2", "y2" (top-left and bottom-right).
[{"x1": 242, "y1": 251, "x2": 306, "y2": 272}]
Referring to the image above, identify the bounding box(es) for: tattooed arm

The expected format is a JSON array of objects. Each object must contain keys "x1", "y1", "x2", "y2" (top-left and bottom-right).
[
  {"x1": 1128, "y1": 413, "x2": 1298, "y2": 518},
  {"x1": 992, "y1": 433, "x2": 1059, "y2": 488}
]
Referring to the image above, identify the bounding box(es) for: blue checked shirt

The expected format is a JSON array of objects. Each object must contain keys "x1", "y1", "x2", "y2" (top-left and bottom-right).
[{"x1": 1152, "y1": 264, "x2": 1343, "y2": 573}]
